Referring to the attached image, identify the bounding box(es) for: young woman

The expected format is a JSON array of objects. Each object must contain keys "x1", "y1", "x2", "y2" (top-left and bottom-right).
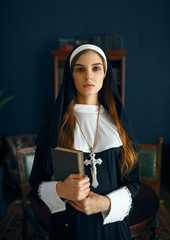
[{"x1": 30, "y1": 44, "x2": 140, "y2": 240}]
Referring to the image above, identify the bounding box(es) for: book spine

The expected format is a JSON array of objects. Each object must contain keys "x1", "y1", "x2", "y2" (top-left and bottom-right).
[{"x1": 78, "y1": 152, "x2": 85, "y2": 175}]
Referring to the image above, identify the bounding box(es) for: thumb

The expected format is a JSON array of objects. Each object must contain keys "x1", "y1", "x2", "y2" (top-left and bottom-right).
[{"x1": 87, "y1": 191, "x2": 94, "y2": 197}]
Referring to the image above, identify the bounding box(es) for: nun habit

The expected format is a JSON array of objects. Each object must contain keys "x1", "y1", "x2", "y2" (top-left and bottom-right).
[{"x1": 29, "y1": 44, "x2": 140, "y2": 240}]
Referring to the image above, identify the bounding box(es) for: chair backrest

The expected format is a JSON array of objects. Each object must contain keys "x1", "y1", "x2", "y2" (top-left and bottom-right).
[
  {"x1": 138, "y1": 147, "x2": 157, "y2": 178},
  {"x1": 17, "y1": 146, "x2": 36, "y2": 205},
  {"x1": 17, "y1": 146, "x2": 36, "y2": 184},
  {"x1": 138, "y1": 137, "x2": 163, "y2": 197},
  {"x1": 4, "y1": 134, "x2": 37, "y2": 186}
]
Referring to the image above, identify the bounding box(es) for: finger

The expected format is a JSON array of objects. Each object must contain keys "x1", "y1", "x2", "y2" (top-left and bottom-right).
[
  {"x1": 80, "y1": 182, "x2": 90, "y2": 189},
  {"x1": 83, "y1": 187, "x2": 91, "y2": 196},
  {"x1": 75, "y1": 189, "x2": 89, "y2": 201},
  {"x1": 81, "y1": 189, "x2": 90, "y2": 199},
  {"x1": 69, "y1": 200, "x2": 91, "y2": 215},
  {"x1": 68, "y1": 201, "x2": 84, "y2": 213},
  {"x1": 81, "y1": 178, "x2": 90, "y2": 185}
]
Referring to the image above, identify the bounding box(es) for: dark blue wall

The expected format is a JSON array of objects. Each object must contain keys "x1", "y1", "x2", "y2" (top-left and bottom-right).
[{"x1": 1, "y1": 0, "x2": 170, "y2": 182}]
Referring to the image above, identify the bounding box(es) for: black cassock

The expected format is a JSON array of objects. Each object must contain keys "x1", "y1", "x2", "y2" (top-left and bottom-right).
[
  {"x1": 30, "y1": 45, "x2": 140, "y2": 240},
  {"x1": 49, "y1": 147, "x2": 140, "y2": 240}
]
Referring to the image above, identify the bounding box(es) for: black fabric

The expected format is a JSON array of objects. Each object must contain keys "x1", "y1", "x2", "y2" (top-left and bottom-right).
[
  {"x1": 48, "y1": 147, "x2": 140, "y2": 240},
  {"x1": 29, "y1": 44, "x2": 140, "y2": 239}
]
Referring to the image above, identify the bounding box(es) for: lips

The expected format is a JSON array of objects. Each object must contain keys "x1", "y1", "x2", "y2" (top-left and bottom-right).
[{"x1": 83, "y1": 84, "x2": 95, "y2": 88}]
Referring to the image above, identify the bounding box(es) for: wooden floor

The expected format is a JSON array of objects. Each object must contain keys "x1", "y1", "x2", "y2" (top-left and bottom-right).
[{"x1": 160, "y1": 183, "x2": 170, "y2": 215}]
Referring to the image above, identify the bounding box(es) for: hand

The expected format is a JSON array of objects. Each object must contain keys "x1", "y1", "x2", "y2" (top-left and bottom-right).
[
  {"x1": 68, "y1": 191, "x2": 111, "y2": 215},
  {"x1": 56, "y1": 174, "x2": 90, "y2": 201}
]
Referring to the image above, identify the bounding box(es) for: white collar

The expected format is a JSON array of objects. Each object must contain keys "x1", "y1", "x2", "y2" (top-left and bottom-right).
[
  {"x1": 73, "y1": 104, "x2": 122, "y2": 153},
  {"x1": 74, "y1": 104, "x2": 105, "y2": 114}
]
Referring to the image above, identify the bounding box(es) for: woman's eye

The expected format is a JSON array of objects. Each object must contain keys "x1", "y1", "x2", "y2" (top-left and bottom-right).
[
  {"x1": 76, "y1": 68, "x2": 84, "y2": 72},
  {"x1": 93, "y1": 66, "x2": 101, "y2": 71}
]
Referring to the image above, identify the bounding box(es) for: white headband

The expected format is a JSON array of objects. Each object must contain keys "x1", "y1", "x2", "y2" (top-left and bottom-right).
[{"x1": 69, "y1": 44, "x2": 107, "y2": 73}]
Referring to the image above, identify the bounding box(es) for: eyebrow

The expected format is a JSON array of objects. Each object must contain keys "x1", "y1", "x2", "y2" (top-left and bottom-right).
[{"x1": 74, "y1": 63, "x2": 103, "y2": 67}]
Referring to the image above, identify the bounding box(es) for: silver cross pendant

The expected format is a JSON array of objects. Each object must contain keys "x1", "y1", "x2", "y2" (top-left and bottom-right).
[{"x1": 84, "y1": 152, "x2": 103, "y2": 188}]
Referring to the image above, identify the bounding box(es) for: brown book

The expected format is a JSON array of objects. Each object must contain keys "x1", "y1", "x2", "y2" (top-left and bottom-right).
[{"x1": 51, "y1": 147, "x2": 85, "y2": 181}]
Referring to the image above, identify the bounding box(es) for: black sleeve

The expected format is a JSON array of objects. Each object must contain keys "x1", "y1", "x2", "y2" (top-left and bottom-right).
[
  {"x1": 123, "y1": 162, "x2": 141, "y2": 198},
  {"x1": 29, "y1": 145, "x2": 53, "y2": 205}
]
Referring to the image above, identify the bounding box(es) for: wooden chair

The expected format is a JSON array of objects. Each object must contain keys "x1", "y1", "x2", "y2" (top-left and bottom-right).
[
  {"x1": 137, "y1": 137, "x2": 163, "y2": 238},
  {"x1": 4, "y1": 134, "x2": 37, "y2": 187},
  {"x1": 17, "y1": 146, "x2": 47, "y2": 240},
  {"x1": 138, "y1": 137, "x2": 163, "y2": 198}
]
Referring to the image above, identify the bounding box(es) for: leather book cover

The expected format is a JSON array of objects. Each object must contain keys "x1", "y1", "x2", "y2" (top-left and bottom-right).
[{"x1": 51, "y1": 147, "x2": 85, "y2": 181}]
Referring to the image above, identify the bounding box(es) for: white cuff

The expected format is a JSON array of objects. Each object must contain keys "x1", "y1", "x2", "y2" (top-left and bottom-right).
[
  {"x1": 38, "y1": 181, "x2": 66, "y2": 214},
  {"x1": 102, "y1": 186, "x2": 132, "y2": 225}
]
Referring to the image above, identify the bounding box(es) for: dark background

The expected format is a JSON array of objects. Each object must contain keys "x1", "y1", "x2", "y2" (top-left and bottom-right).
[{"x1": 1, "y1": 0, "x2": 170, "y2": 183}]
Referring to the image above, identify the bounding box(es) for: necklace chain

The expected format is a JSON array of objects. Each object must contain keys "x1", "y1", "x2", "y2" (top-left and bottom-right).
[{"x1": 74, "y1": 105, "x2": 101, "y2": 153}]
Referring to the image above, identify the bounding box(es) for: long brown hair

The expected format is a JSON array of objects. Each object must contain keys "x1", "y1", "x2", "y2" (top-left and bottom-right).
[
  {"x1": 57, "y1": 51, "x2": 138, "y2": 175},
  {"x1": 102, "y1": 77, "x2": 138, "y2": 175}
]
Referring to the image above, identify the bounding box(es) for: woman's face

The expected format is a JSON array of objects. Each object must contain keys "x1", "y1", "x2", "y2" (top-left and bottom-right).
[{"x1": 72, "y1": 50, "x2": 105, "y2": 104}]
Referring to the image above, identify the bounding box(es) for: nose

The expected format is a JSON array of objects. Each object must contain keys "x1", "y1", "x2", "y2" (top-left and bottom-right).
[{"x1": 85, "y1": 69, "x2": 93, "y2": 82}]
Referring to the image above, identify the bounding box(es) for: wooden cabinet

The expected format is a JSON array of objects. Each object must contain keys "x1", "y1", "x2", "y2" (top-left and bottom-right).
[{"x1": 50, "y1": 50, "x2": 128, "y2": 105}]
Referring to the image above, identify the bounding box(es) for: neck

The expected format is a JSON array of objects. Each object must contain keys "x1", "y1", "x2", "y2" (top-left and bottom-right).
[{"x1": 76, "y1": 94, "x2": 99, "y2": 106}]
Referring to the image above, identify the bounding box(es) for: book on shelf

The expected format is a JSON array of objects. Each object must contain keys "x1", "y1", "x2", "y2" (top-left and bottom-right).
[
  {"x1": 51, "y1": 147, "x2": 85, "y2": 181},
  {"x1": 92, "y1": 35, "x2": 123, "y2": 50},
  {"x1": 58, "y1": 38, "x2": 75, "y2": 51},
  {"x1": 58, "y1": 38, "x2": 89, "y2": 51}
]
